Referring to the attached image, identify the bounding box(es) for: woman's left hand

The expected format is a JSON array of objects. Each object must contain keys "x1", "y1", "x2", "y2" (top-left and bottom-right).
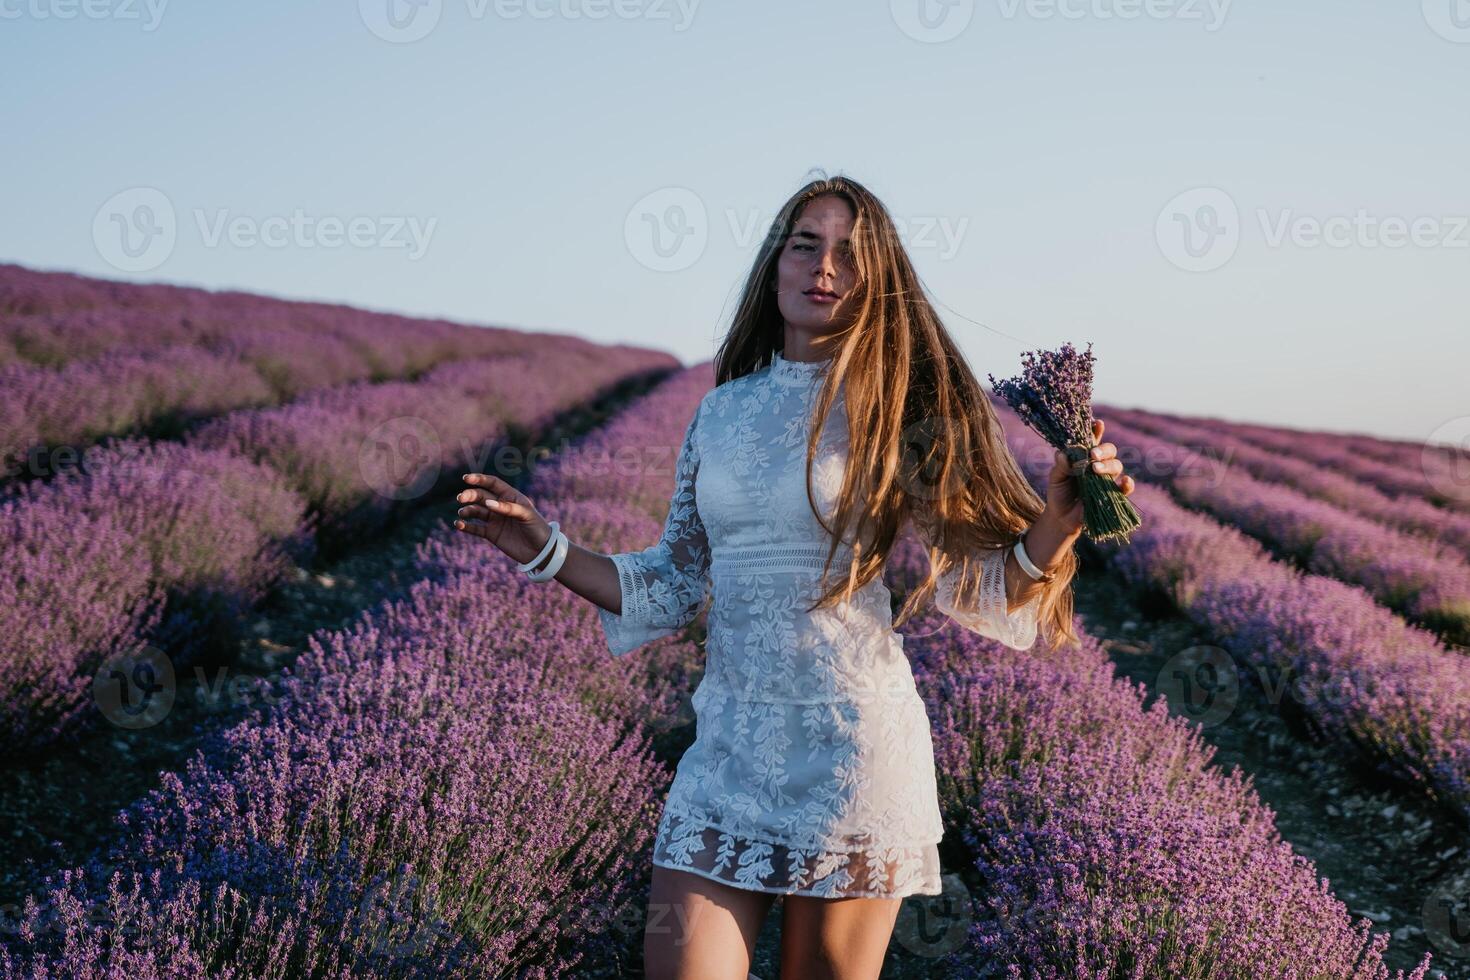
[{"x1": 1043, "y1": 418, "x2": 1133, "y2": 536}]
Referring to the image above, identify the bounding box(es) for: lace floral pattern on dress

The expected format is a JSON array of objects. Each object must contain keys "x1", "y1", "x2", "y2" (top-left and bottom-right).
[
  {"x1": 652, "y1": 810, "x2": 944, "y2": 899},
  {"x1": 597, "y1": 349, "x2": 1041, "y2": 899}
]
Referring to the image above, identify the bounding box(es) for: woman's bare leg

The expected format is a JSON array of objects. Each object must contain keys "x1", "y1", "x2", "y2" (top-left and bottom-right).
[
  {"x1": 644, "y1": 865, "x2": 777, "y2": 980},
  {"x1": 778, "y1": 892, "x2": 902, "y2": 980}
]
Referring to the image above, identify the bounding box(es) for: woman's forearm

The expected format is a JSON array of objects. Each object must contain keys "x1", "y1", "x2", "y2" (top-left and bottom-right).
[
  {"x1": 521, "y1": 528, "x2": 626, "y2": 615},
  {"x1": 1003, "y1": 509, "x2": 1081, "y2": 613}
]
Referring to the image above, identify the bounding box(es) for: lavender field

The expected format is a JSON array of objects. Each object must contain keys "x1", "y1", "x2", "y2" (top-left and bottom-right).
[{"x1": 1, "y1": 263, "x2": 1464, "y2": 978}]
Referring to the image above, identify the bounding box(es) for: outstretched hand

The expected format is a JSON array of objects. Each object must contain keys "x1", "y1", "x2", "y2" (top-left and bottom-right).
[{"x1": 453, "y1": 472, "x2": 555, "y2": 567}]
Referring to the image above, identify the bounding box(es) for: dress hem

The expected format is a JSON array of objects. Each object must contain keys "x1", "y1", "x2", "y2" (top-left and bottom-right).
[
  {"x1": 663, "y1": 807, "x2": 944, "y2": 856},
  {"x1": 649, "y1": 856, "x2": 945, "y2": 900}
]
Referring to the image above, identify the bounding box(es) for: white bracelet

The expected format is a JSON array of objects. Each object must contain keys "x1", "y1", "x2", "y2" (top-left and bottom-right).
[
  {"x1": 1012, "y1": 533, "x2": 1052, "y2": 583},
  {"x1": 517, "y1": 521, "x2": 561, "y2": 574},
  {"x1": 527, "y1": 527, "x2": 570, "y2": 582}
]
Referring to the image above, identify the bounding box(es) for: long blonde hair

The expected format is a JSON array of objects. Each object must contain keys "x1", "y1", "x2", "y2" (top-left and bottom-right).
[{"x1": 712, "y1": 173, "x2": 1080, "y2": 649}]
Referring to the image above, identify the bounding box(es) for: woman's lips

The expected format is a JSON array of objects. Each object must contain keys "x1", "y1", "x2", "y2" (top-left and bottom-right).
[{"x1": 803, "y1": 291, "x2": 838, "y2": 304}]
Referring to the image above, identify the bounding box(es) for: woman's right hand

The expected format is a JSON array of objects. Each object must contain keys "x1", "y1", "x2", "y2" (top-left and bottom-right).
[{"x1": 454, "y1": 473, "x2": 554, "y2": 568}]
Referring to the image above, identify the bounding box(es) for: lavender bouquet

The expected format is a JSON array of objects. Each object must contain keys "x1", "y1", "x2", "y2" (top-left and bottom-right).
[{"x1": 989, "y1": 341, "x2": 1142, "y2": 544}]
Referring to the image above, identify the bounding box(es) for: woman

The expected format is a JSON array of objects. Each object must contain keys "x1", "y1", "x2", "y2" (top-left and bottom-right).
[{"x1": 452, "y1": 174, "x2": 1133, "y2": 979}]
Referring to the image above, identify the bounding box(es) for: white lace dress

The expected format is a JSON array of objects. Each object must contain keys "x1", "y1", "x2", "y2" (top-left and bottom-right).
[{"x1": 598, "y1": 350, "x2": 1042, "y2": 899}]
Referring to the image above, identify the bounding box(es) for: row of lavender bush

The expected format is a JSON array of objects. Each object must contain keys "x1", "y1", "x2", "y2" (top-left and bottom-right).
[
  {"x1": 1252, "y1": 420, "x2": 1469, "y2": 512},
  {"x1": 1228, "y1": 414, "x2": 1470, "y2": 514},
  {"x1": 0, "y1": 342, "x2": 667, "y2": 750},
  {"x1": 995, "y1": 399, "x2": 1470, "y2": 824},
  {"x1": 0, "y1": 441, "x2": 312, "y2": 748},
  {"x1": 0, "y1": 369, "x2": 718, "y2": 977},
  {"x1": 2, "y1": 365, "x2": 1429, "y2": 977},
  {"x1": 1138, "y1": 405, "x2": 1470, "y2": 515},
  {"x1": 0, "y1": 544, "x2": 676, "y2": 977},
  {"x1": 0, "y1": 261, "x2": 544, "y2": 371},
  {"x1": 183, "y1": 345, "x2": 664, "y2": 538},
  {"x1": 895, "y1": 590, "x2": 1428, "y2": 977},
  {"x1": 1086, "y1": 411, "x2": 1470, "y2": 644},
  {"x1": 0, "y1": 263, "x2": 637, "y2": 482},
  {"x1": 1097, "y1": 405, "x2": 1470, "y2": 560}
]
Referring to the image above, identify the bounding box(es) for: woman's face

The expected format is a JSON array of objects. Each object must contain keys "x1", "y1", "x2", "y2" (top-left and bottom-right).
[{"x1": 774, "y1": 194, "x2": 859, "y2": 340}]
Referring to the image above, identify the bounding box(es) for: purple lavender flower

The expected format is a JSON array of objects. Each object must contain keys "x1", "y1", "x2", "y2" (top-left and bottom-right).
[{"x1": 989, "y1": 342, "x2": 1142, "y2": 543}]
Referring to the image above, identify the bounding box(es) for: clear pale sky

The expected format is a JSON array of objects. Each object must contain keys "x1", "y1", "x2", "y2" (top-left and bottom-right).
[{"x1": 3, "y1": 0, "x2": 1465, "y2": 442}]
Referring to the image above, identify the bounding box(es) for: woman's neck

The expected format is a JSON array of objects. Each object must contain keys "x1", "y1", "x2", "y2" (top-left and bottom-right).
[{"x1": 781, "y1": 329, "x2": 837, "y2": 363}]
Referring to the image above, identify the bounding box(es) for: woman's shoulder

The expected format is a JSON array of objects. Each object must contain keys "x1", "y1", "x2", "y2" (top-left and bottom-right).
[{"x1": 698, "y1": 366, "x2": 771, "y2": 418}]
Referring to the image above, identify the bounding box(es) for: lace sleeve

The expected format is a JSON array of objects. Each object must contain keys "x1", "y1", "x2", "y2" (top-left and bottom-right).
[
  {"x1": 912, "y1": 506, "x2": 1040, "y2": 651},
  {"x1": 597, "y1": 398, "x2": 712, "y2": 656},
  {"x1": 932, "y1": 545, "x2": 1042, "y2": 651}
]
